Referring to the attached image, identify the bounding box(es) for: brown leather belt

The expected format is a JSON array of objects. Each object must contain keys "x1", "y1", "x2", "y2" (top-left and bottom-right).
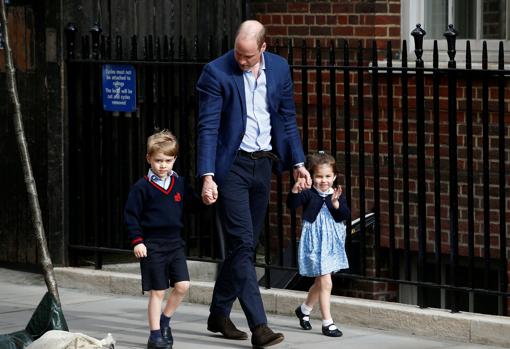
[{"x1": 238, "y1": 149, "x2": 279, "y2": 161}]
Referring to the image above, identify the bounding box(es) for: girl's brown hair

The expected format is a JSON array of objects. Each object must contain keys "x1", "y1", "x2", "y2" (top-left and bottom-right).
[{"x1": 306, "y1": 151, "x2": 337, "y2": 177}]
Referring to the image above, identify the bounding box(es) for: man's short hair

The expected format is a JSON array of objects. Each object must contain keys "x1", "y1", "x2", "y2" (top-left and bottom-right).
[{"x1": 236, "y1": 20, "x2": 266, "y2": 49}]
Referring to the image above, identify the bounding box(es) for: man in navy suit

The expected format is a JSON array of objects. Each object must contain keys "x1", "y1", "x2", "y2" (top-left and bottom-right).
[{"x1": 197, "y1": 20, "x2": 311, "y2": 348}]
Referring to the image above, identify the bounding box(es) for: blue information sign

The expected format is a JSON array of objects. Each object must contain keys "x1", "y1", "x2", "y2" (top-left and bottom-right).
[{"x1": 102, "y1": 64, "x2": 136, "y2": 112}]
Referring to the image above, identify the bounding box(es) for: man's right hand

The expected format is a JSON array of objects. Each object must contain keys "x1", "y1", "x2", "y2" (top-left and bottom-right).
[{"x1": 202, "y1": 175, "x2": 218, "y2": 205}]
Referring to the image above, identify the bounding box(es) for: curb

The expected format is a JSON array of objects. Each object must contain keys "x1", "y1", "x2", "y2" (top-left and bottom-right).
[{"x1": 54, "y1": 267, "x2": 510, "y2": 348}]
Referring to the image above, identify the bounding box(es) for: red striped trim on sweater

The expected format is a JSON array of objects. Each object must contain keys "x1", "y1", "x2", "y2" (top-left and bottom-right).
[{"x1": 144, "y1": 175, "x2": 175, "y2": 195}]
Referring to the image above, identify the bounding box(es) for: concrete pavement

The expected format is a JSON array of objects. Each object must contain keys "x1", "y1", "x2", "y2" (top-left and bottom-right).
[{"x1": 0, "y1": 267, "x2": 508, "y2": 349}]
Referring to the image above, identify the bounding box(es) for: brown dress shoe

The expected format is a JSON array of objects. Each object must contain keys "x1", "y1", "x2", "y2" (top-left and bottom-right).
[
  {"x1": 207, "y1": 314, "x2": 248, "y2": 340},
  {"x1": 251, "y1": 324, "x2": 284, "y2": 348}
]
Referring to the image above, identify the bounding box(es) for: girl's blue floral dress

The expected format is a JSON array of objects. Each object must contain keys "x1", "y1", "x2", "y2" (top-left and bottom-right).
[{"x1": 298, "y1": 189, "x2": 349, "y2": 277}]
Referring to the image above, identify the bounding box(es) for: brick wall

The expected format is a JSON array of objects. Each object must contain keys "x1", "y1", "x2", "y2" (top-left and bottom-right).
[{"x1": 250, "y1": 0, "x2": 401, "y2": 48}]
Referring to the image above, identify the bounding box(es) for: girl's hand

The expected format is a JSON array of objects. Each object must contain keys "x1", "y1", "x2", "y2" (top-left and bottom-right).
[
  {"x1": 292, "y1": 177, "x2": 307, "y2": 193},
  {"x1": 293, "y1": 166, "x2": 312, "y2": 189},
  {"x1": 331, "y1": 185, "x2": 342, "y2": 209}
]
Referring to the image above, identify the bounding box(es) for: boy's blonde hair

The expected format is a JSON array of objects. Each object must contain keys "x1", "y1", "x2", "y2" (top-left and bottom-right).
[
  {"x1": 306, "y1": 151, "x2": 337, "y2": 176},
  {"x1": 147, "y1": 130, "x2": 179, "y2": 157}
]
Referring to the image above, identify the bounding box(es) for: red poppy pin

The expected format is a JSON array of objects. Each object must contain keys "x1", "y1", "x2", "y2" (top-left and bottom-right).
[{"x1": 174, "y1": 192, "x2": 182, "y2": 202}]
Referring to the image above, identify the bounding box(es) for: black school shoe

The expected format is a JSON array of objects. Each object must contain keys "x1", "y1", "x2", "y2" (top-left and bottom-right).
[
  {"x1": 322, "y1": 323, "x2": 343, "y2": 337},
  {"x1": 294, "y1": 306, "x2": 312, "y2": 330},
  {"x1": 147, "y1": 336, "x2": 171, "y2": 349},
  {"x1": 161, "y1": 326, "x2": 173, "y2": 347}
]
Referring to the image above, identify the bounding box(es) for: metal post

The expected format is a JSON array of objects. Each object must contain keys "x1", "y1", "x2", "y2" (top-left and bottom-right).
[
  {"x1": 444, "y1": 24, "x2": 459, "y2": 313},
  {"x1": 301, "y1": 40, "x2": 309, "y2": 153},
  {"x1": 371, "y1": 40, "x2": 381, "y2": 278},
  {"x1": 316, "y1": 40, "x2": 323, "y2": 149},
  {"x1": 401, "y1": 40, "x2": 411, "y2": 281},
  {"x1": 411, "y1": 23, "x2": 426, "y2": 309}
]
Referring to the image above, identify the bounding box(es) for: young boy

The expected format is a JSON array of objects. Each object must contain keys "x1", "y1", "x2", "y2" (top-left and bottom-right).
[{"x1": 124, "y1": 130, "x2": 200, "y2": 349}]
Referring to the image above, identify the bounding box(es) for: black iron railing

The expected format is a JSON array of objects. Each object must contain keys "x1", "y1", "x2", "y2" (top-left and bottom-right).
[{"x1": 65, "y1": 23, "x2": 510, "y2": 316}]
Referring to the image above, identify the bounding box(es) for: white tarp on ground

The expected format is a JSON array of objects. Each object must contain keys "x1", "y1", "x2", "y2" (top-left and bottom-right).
[{"x1": 27, "y1": 330, "x2": 115, "y2": 349}]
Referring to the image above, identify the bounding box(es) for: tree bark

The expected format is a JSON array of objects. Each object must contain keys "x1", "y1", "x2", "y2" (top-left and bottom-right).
[{"x1": 0, "y1": 0, "x2": 60, "y2": 304}]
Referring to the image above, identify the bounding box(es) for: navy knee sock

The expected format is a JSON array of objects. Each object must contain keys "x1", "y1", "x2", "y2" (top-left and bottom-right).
[
  {"x1": 160, "y1": 313, "x2": 171, "y2": 328},
  {"x1": 149, "y1": 329, "x2": 162, "y2": 342}
]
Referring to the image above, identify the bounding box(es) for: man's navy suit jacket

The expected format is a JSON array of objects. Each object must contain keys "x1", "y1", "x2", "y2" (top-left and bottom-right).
[{"x1": 196, "y1": 50, "x2": 305, "y2": 186}]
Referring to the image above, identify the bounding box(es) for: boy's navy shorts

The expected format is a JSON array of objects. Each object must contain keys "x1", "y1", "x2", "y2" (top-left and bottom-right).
[{"x1": 140, "y1": 238, "x2": 190, "y2": 292}]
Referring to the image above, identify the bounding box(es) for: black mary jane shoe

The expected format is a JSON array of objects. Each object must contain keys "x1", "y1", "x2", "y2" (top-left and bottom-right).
[
  {"x1": 322, "y1": 323, "x2": 343, "y2": 337},
  {"x1": 161, "y1": 326, "x2": 173, "y2": 347},
  {"x1": 294, "y1": 306, "x2": 312, "y2": 330}
]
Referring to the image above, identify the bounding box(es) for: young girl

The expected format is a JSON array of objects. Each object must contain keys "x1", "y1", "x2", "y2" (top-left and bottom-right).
[{"x1": 287, "y1": 151, "x2": 350, "y2": 337}]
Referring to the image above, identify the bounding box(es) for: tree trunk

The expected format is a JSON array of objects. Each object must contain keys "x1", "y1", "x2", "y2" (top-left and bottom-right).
[{"x1": 0, "y1": 0, "x2": 60, "y2": 304}]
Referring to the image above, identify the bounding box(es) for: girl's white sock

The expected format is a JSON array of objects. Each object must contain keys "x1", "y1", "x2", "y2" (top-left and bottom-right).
[
  {"x1": 300, "y1": 303, "x2": 312, "y2": 315},
  {"x1": 322, "y1": 319, "x2": 337, "y2": 330}
]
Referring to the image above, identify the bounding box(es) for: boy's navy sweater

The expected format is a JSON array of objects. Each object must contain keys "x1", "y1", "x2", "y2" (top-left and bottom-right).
[
  {"x1": 287, "y1": 187, "x2": 350, "y2": 223},
  {"x1": 124, "y1": 174, "x2": 201, "y2": 246}
]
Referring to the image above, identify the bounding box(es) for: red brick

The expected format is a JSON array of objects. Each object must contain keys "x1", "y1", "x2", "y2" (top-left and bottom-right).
[
  {"x1": 266, "y1": 25, "x2": 287, "y2": 36},
  {"x1": 389, "y1": 27, "x2": 401, "y2": 37},
  {"x1": 258, "y1": 14, "x2": 271, "y2": 25},
  {"x1": 375, "y1": 3, "x2": 389, "y2": 13},
  {"x1": 389, "y1": 3, "x2": 401, "y2": 14},
  {"x1": 333, "y1": 4, "x2": 353, "y2": 13},
  {"x1": 376, "y1": 15, "x2": 401, "y2": 25},
  {"x1": 288, "y1": 26, "x2": 310, "y2": 36},
  {"x1": 349, "y1": 15, "x2": 359, "y2": 25},
  {"x1": 375, "y1": 26, "x2": 389, "y2": 37},
  {"x1": 356, "y1": 2, "x2": 376, "y2": 13},
  {"x1": 313, "y1": 15, "x2": 326, "y2": 25},
  {"x1": 288, "y1": 3, "x2": 309, "y2": 13},
  {"x1": 271, "y1": 14, "x2": 282, "y2": 24},
  {"x1": 310, "y1": 3, "x2": 331, "y2": 13},
  {"x1": 355, "y1": 26, "x2": 375, "y2": 37},
  {"x1": 282, "y1": 14, "x2": 293, "y2": 25},
  {"x1": 333, "y1": 27, "x2": 354, "y2": 37},
  {"x1": 293, "y1": 15, "x2": 304, "y2": 25},
  {"x1": 267, "y1": 2, "x2": 287, "y2": 12},
  {"x1": 338, "y1": 15, "x2": 348, "y2": 25}
]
